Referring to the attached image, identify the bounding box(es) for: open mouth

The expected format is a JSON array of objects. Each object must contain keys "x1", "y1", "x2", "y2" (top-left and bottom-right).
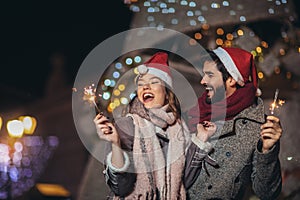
[
  {"x1": 205, "y1": 86, "x2": 214, "y2": 92},
  {"x1": 205, "y1": 86, "x2": 214, "y2": 97},
  {"x1": 206, "y1": 86, "x2": 213, "y2": 92},
  {"x1": 143, "y1": 92, "x2": 154, "y2": 103}
]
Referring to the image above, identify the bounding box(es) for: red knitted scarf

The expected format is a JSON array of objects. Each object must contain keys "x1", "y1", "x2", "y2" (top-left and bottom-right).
[{"x1": 188, "y1": 82, "x2": 256, "y2": 132}]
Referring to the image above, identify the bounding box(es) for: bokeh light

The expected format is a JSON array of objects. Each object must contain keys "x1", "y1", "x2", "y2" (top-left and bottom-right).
[
  {"x1": 102, "y1": 92, "x2": 111, "y2": 100},
  {"x1": 125, "y1": 58, "x2": 133, "y2": 65},
  {"x1": 115, "y1": 62, "x2": 123, "y2": 69},
  {"x1": 104, "y1": 79, "x2": 111, "y2": 86},
  {"x1": 7, "y1": 120, "x2": 24, "y2": 138}
]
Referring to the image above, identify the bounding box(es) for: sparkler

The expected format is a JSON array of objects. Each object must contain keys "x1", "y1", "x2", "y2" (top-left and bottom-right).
[
  {"x1": 269, "y1": 88, "x2": 285, "y2": 116},
  {"x1": 73, "y1": 84, "x2": 112, "y2": 134},
  {"x1": 82, "y1": 84, "x2": 102, "y2": 113}
]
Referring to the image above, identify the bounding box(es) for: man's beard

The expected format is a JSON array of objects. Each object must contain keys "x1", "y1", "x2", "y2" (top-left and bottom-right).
[{"x1": 205, "y1": 85, "x2": 226, "y2": 104}]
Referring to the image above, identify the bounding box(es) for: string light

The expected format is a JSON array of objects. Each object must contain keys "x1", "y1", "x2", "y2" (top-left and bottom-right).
[
  {"x1": 216, "y1": 28, "x2": 224, "y2": 35},
  {"x1": 194, "y1": 32, "x2": 202, "y2": 40},
  {"x1": 258, "y1": 72, "x2": 264, "y2": 79}
]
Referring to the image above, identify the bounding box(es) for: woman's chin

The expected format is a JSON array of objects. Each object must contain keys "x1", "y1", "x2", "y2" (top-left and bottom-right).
[{"x1": 144, "y1": 102, "x2": 163, "y2": 109}]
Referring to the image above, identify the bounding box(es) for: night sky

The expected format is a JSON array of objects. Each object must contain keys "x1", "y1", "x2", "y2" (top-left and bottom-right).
[{"x1": 0, "y1": 1, "x2": 133, "y2": 110}]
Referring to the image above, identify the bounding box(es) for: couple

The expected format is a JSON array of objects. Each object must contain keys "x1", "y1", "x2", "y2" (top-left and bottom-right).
[{"x1": 94, "y1": 48, "x2": 283, "y2": 199}]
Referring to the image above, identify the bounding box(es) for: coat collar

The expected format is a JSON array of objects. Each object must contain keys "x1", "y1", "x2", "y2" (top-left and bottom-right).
[{"x1": 211, "y1": 97, "x2": 265, "y2": 140}]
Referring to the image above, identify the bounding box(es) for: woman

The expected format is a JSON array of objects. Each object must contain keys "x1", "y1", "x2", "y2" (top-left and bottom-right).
[{"x1": 94, "y1": 52, "x2": 192, "y2": 199}]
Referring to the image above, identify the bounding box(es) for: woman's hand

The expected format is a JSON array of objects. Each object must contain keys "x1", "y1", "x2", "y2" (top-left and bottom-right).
[
  {"x1": 260, "y1": 115, "x2": 282, "y2": 153},
  {"x1": 94, "y1": 114, "x2": 126, "y2": 168},
  {"x1": 93, "y1": 113, "x2": 120, "y2": 146},
  {"x1": 196, "y1": 121, "x2": 217, "y2": 142}
]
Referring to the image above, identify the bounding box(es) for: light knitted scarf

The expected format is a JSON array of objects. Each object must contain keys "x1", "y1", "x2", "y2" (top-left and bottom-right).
[{"x1": 114, "y1": 104, "x2": 188, "y2": 200}]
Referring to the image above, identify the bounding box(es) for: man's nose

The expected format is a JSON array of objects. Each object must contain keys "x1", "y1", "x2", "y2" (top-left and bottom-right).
[{"x1": 200, "y1": 76, "x2": 207, "y2": 85}]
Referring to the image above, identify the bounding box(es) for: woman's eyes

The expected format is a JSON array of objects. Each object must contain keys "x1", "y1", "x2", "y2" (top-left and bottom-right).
[{"x1": 137, "y1": 81, "x2": 160, "y2": 86}]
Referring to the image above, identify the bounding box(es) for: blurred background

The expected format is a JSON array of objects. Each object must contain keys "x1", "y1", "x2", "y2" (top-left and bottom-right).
[{"x1": 1, "y1": 0, "x2": 300, "y2": 199}]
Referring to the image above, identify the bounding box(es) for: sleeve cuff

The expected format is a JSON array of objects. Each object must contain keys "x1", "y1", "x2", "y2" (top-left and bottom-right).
[
  {"x1": 255, "y1": 140, "x2": 280, "y2": 164},
  {"x1": 106, "y1": 151, "x2": 130, "y2": 173},
  {"x1": 191, "y1": 134, "x2": 213, "y2": 153}
]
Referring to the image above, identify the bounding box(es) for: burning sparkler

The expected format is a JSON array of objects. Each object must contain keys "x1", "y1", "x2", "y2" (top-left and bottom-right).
[
  {"x1": 73, "y1": 84, "x2": 112, "y2": 134},
  {"x1": 82, "y1": 84, "x2": 102, "y2": 113},
  {"x1": 269, "y1": 89, "x2": 285, "y2": 116}
]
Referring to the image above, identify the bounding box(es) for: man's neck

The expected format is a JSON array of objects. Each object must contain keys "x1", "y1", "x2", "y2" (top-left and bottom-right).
[{"x1": 225, "y1": 86, "x2": 236, "y2": 98}]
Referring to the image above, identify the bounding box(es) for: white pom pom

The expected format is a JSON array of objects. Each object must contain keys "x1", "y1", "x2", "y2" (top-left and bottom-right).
[
  {"x1": 137, "y1": 65, "x2": 148, "y2": 75},
  {"x1": 256, "y1": 88, "x2": 262, "y2": 96}
]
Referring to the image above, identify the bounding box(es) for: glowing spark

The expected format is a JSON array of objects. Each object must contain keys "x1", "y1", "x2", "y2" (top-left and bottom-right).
[
  {"x1": 278, "y1": 99, "x2": 285, "y2": 106},
  {"x1": 83, "y1": 84, "x2": 102, "y2": 112},
  {"x1": 269, "y1": 89, "x2": 285, "y2": 116},
  {"x1": 287, "y1": 157, "x2": 293, "y2": 161},
  {"x1": 82, "y1": 84, "x2": 112, "y2": 133},
  {"x1": 269, "y1": 89, "x2": 279, "y2": 115}
]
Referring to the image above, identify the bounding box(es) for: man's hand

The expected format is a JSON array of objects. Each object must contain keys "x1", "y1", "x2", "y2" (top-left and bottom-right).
[{"x1": 260, "y1": 115, "x2": 282, "y2": 153}]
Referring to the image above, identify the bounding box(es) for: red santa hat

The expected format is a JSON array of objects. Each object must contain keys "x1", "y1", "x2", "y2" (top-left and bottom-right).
[
  {"x1": 213, "y1": 47, "x2": 262, "y2": 96},
  {"x1": 136, "y1": 52, "x2": 173, "y2": 87}
]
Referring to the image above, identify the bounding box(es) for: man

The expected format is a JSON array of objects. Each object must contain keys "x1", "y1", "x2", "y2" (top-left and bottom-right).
[{"x1": 185, "y1": 47, "x2": 282, "y2": 199}]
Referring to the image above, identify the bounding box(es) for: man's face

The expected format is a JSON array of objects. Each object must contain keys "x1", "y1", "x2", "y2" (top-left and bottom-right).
[{"x1": 200, "y1": 61, "x2": 226, "y2": 104}]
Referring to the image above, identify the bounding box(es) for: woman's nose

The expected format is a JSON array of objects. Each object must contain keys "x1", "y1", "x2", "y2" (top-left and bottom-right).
[{"x1": 143, "y1": 83, "x2": 150, "y2": 89}]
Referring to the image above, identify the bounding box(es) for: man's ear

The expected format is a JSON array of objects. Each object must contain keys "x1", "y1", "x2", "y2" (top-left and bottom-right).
[
  {"x1": 225, "y1": 77, "x2": 237, "y2": 97},
  {"x1": 227, "y1": 77, "x2": 237, "y2": 87}
]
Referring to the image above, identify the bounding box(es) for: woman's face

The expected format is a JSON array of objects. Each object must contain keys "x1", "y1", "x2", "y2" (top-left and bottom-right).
[{"x1": 137, "y1": 73, "x2": 166, "y2": 109}]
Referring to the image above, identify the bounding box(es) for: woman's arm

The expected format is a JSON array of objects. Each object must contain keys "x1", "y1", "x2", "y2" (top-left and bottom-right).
[
  {"x1": 184, "y1": 142, "x2": 204, "y2": 189},
  {"x1": 94, "y1": 115, "x2": 136, "y2": 197},
  {"x1": 184, "y1": 136, "x2": 217, "y2": 189},
  {"x1": 184, "y1": 122, "x2": 217, "y2": 189},
  {"x1": 94, "y1": 113, "x2": 124, "y2": 168}
]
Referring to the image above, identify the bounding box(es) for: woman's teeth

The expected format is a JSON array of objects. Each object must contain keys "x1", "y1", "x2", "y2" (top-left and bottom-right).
[{"x1": 143, "y1": 93, "x2": 154, "y2": 101}]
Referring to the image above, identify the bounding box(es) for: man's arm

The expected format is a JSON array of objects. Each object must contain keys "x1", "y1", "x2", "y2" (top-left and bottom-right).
[{"x1": 251, "y1": 140, "x2": 282, "y2": 200}]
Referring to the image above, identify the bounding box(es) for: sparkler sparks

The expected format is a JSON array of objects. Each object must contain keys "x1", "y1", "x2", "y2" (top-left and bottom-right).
[
  {"x1": 81, "y1": 84, "x2": 112, "y2": 133},
  {"x1": 269, "y1": 89, "x2": 285, "y2": 116},
  {"x1": 83, "y1": 84, "x2": 102, "y2": 112},
  {"x1": 73, "y1": 84, "x2": 102, "y2": 112}
]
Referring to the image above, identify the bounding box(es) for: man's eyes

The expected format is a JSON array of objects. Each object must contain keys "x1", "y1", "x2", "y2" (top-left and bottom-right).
[{"x1": 205, "y1": 73, "x2": 213, "y2": 77}]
